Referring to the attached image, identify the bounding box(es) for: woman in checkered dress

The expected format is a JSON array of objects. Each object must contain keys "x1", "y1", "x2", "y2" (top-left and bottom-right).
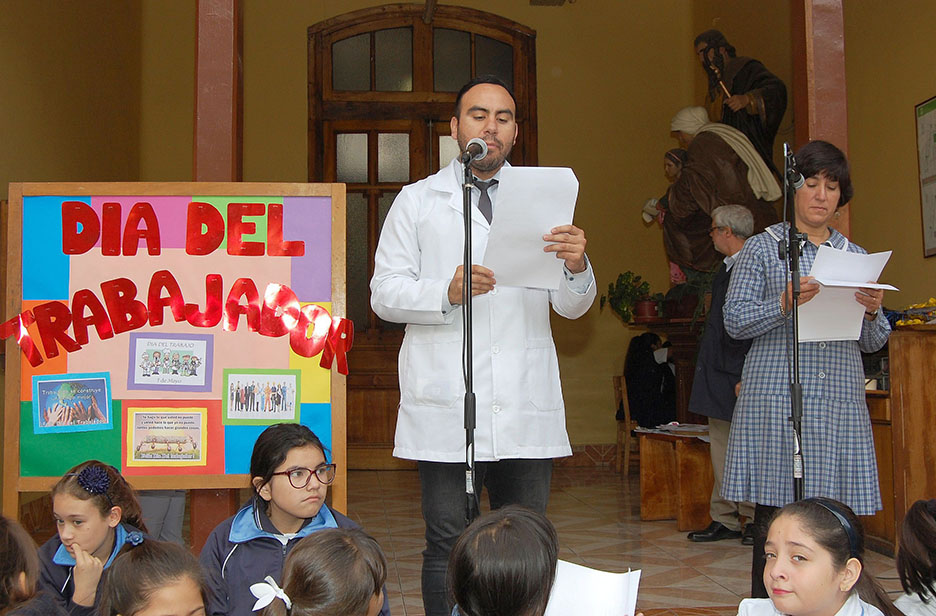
[{"x1": 721, "y1": 140, "x2": 891, "y2": 597}]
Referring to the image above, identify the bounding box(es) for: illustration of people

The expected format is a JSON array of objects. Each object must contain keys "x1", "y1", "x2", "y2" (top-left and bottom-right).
[
  {"x1": 140, "y1": 351, "x2": 153, "y2": 377},
  {"x1": 190, "y1": 354, "x2": 201, "y2": 377},
  {"x1": 151, "y1": 350, "x2": 161, "y2": 375},
  {"x1": 181, "y1": 355, "x2": 191, "y2": 376},
  {"x1": 162, "y1": 349, "x2": 172, "y2": 374},
  {"x1": 170, "y1": 352, "x2": 181, "y2": 375}
]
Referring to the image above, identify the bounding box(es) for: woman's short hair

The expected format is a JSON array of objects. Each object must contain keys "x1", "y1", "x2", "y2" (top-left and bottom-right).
[
  {"x1": 99, "y1": 539, "x2": 207, "y2": 616},
  {"x1": 795, "y1": 140, "x2": 854, "y2": 207},
  {"x1": 712, "y1": 204, "x2": 754, "y2": 239},
  {"x1": 448, "y1": 506, "x2": 559, "y2": 616}
]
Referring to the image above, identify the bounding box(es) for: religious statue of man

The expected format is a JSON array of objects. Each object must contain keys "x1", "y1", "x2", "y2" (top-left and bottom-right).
[{"x1": 694, "y1": 29, "x2": 787, "y2": 174}]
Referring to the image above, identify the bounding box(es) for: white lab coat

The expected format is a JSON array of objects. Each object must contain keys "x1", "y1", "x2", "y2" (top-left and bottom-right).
[{"x1": 370, "y1": 159, "x2": 596, "y2": 462}]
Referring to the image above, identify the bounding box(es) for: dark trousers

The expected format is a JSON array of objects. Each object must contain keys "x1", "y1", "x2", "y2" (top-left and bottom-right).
[
  {"x1": 751, "y1": 503, "x2": 779, "y2": 598},
  {"x1": 418, "y1": 459, "x2": 553, "y2": 616}
]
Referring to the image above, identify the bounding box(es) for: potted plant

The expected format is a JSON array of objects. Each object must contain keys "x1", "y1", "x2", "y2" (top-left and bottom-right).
[
  {"x1": 600, "y1": 271, "x2": 661, "y2": 323},
  {"x1": 663, "y1": 267, "x2": 717, "y2": 323}
]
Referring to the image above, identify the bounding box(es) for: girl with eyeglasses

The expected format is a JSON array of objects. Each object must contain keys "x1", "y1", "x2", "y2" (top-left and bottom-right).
[{"x1": 198, "y1": 423, "x2": 389, "y2": 616}]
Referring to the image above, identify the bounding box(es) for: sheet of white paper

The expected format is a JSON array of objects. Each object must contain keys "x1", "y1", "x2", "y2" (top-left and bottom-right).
[
  {"x1": 482, "y1": 167, "x2": 579, "y2": 290},
  {"x1": 798, "y1": 247, "x2": 898, "y2": 342},
  {"x1": 544, "y1": 560, "x2": 641, "y2": 616}
]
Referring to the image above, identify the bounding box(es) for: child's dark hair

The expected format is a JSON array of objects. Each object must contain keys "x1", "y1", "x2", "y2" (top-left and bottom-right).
[
  {"x1": 98, "y1": 539, "x2": 207, "y2": 616},
  {"x1": 51, "y1": 460, "x2": 148, "y2": 533},
  {"x1": 261, "y1": 528, "x2": 387, "y2": 616},
  {"x1": 250, "y1": 423, "x2": 327, "y2": 494},
  {"x1": 773, "y1": 498, "x2": 899, "y2": 616},
  {"x1": 0, "y1": 516, "x2": 39, "y2": 614},
  {"x1": 897, "y1": 499, "x2": 936, "y2": 601},
  {"x1": 448, "y1": 506, "x2": 558, "y2": 616}
]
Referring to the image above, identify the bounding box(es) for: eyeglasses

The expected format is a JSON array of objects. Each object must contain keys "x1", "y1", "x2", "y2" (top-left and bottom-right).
[{"x1": 271, "y1": 464, "x2": 338, "y2": 489}]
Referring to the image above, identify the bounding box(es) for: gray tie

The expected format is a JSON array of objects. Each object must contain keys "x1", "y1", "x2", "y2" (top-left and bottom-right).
[{"x1": 475, "y1": 179, "x2": 497, "y2": 224}]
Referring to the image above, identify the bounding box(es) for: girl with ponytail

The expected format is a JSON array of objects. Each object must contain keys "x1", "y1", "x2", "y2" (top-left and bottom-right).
[{"x1": 37, "y1": 460, "x2": 148, "y2": 615}]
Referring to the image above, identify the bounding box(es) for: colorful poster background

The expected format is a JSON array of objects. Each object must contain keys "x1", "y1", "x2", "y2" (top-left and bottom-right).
[{"x1": 18, "y1": 193, "x2": 336, "y2": 480}]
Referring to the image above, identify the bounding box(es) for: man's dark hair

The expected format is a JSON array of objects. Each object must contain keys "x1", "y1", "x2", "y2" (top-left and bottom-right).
[
  {"x1": 694, "y1": 29, "x2": 736, "y2": 57},
  {"x1": 453, "y1": 75, "x2": 517, "y2": 117},
  {"x1": 795, "y1": 140, "x2": 854, "y2": 207}
]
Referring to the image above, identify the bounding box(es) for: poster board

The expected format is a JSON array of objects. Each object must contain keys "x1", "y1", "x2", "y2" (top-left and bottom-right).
[
  {"x1": 2, "y1": 182, "x2": 349, "y2": 517},
  {"x1": 916, "y1": 95, "x2": 936, "y2": 257}
]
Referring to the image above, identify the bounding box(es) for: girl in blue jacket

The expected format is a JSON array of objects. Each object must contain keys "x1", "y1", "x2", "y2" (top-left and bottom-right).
[
  {"x1": 37, "y1": 461, "x2": 147, "y2": 616},
  {"x1": 199, "y1": 423, "x2": 390, "y2": 616}
]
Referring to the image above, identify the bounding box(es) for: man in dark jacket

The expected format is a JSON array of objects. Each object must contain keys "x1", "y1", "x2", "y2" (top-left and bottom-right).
[
  {"x1": 694, "y1": 29, "x2": 787, "y2": 174},
  {"x1": 686, "y1": 204, "x2": 755, "y2": 544}
]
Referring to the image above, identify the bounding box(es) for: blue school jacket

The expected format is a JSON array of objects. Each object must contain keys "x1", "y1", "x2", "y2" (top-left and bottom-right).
[
  {"x1": 37, "y1": 523, "x2": 145, "y2": 616},
  {"x1": 199, "y1": 498, "x2": 391, "y2": 616}
]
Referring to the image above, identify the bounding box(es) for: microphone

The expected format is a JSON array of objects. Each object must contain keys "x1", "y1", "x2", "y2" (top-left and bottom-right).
[
  {"x1": 784, "y1": 142, "x2": 804, "y2": 190},
  {"x1": 459, "y1": 138, "x2": 488, "y2": 164}
]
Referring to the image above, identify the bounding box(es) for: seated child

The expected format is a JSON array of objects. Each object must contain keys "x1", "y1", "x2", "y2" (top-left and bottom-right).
[
  {"x1": 447, "y1": 506, "x2": 558, "y2": 616},
  {"x1": 895, "y1": 499, "x2": 936, "y2": 616},
  {"x1": 0, "y1": 515, "x2": 67, "y2": 616},
  {"x1": 99, "y1": 539, "x2": 206, "y2": 616},
  {"x1": 739, "y1": 497, "x2": 899, "y2": 616},
  {"x1": 38, "y1": 461, "x2": 148, "y2": 615},
  {"x1": 199, "y1": 423, "x2": 390, "y2": 616},
  {"x1": 254, "y1": 527, "x2": 387, "y2": 616}
]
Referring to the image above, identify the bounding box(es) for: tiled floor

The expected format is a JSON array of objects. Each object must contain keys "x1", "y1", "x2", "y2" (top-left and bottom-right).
[{"x1": 345, "y1": 467, "x2": 903, "y2": 616}]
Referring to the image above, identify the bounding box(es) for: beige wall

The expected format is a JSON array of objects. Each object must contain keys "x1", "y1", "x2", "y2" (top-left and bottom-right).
[
  {"x1": 138, "y1": 0, "x2": 194, "y2": 181},
  {"x1": 6, "y1": 1, "x2": 929, "y2": 460},
  {"x1": 0, "y1": 1, "x2": 142, "y2": 201},
  {"x1": 239, "y1": 0, "x2": 693, "y2": 445},
  {"x1": 844, "y1": 0, "x2": 936, "y2": 305}
]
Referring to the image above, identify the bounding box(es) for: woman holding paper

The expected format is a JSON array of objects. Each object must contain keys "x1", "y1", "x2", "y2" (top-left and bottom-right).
[{"x1": 721, "y1": 140, "x2": 890, "y2": 597}]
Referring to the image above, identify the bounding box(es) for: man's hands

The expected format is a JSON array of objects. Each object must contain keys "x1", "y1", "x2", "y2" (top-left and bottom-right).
[
  {"x1": 543, "y1": 225, "x2": 587, "y2": 274},
  {"x1": 448, "y1": 225, "x2": 588, "y2": 305},
  {"x1": 448, "y1": 265, "x2": 496, "y2": 305}
]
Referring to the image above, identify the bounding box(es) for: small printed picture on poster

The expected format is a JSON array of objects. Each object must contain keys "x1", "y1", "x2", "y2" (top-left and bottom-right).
[
  {"x1": 127, "y1": 407, "x2": 208, "y2": 467},
  {"x1": 223, "y1": 368, "x2": 301, "y2": 425},
  {"x1": 127, "y1": 333, "x2": 213, "y2": 392},
  {"x1": 32, "y1": 372, "x2": 113, "y2": 434}
]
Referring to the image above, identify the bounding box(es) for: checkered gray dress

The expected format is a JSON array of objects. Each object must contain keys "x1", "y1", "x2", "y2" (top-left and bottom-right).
[{"x1": 721, "y1": 223, "x2": 890, "y2": 515}]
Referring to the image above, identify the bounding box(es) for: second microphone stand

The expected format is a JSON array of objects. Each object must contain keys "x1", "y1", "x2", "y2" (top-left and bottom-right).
[{"x1": 778, "y1": 143, "x2": 806, "y2": 502}]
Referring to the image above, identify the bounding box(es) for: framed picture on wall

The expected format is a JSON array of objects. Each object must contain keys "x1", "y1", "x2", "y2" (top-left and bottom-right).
[{"x1": 915, "y1": 95, "x2": 936, "y2": 257}]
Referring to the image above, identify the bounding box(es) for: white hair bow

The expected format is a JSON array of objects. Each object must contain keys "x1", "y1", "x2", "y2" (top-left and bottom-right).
[{"x1": 250, "y1": 575, "x2": 292, "y2": 611}]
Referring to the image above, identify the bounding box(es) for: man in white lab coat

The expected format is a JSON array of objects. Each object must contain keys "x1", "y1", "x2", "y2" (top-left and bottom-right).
[{"x1": 370, "y1": 75, "x2": 596, "y2": 616}]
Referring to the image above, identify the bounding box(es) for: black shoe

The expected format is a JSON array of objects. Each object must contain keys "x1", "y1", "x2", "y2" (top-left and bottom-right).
[
  {"x1": 687, "y1": 522, "x2": 742, "y2": 542},
  {"x1": 741, "y1": 524, "x2": 755, "y2": 546}
]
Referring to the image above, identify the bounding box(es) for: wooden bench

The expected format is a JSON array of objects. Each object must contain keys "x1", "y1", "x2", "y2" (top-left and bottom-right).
[{"x1": 638, "y1": 431, "x2": 714, "y2": 531}]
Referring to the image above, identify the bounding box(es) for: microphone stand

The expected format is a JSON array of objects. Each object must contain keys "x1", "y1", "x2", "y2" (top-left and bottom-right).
[
  {"x1": 778, "y1": 143, "x2": 806, "y2": 501},
  {"x1": 460, "y1": 154, "x2": 478, "y2": 525}
]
